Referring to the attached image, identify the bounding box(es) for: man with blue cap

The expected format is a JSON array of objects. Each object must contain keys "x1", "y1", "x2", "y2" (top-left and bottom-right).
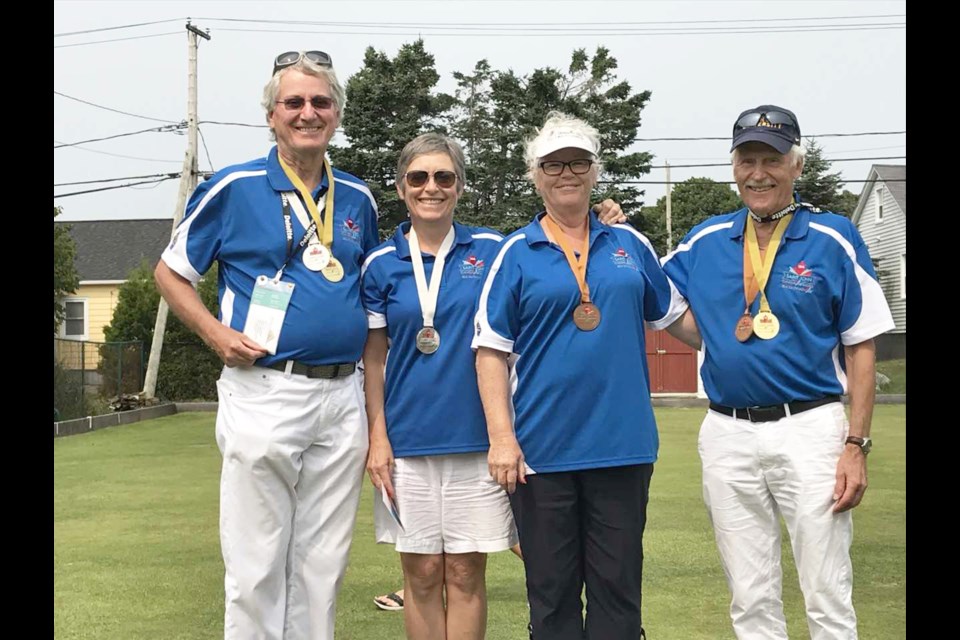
[{"x1": 659, "y1": 105, "x2": 894, "y2": 639}]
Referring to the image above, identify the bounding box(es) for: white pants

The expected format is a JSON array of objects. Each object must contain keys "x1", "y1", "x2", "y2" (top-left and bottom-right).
[
  {"x1": 215, "y1": 365, "x2": 368, "y2": 640},
  {"x1": 698, "y1": 402, "x2": 858, "y2": 640}
]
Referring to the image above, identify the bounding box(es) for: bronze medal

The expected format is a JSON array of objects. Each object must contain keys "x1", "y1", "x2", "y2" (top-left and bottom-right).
[
  {"x1": 735, "y1": 312, "x2": 754, "y2": 342},
  {"x1": 572, "y1": 302, "x2": 601, "y2": 331},
  {"x1": 753, "y1": 310, "x2": 780, "y2": 340},
  {"x1": 416, "y1": 326, "x2": 440, "y2": 354},
  {"x1": 321, "y1": 256, "x2": 344, "y2": 282}
]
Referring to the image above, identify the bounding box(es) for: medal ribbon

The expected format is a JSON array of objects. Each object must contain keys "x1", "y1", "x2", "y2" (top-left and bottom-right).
[
  {"x1": 744, "y1": 213, "x2": 793, "y2": 315},
  {"x1": 278, "y1": 155, "x2": 336, "y2": 249},
  {"x1": 409, "y1": 225, "x2": 457, "y2": 329},
  {"x1": 543, "y1": 214, "x2": 592, "y2": 304}
]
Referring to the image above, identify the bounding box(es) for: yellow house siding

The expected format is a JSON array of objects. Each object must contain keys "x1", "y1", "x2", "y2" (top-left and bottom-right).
[{"x1": 81, "y1": 283, "x2": 121, "y2": 343}]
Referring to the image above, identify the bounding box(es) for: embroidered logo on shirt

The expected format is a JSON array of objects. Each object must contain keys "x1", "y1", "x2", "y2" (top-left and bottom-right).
[
  {"x1": 610, "y1": 248, "x2": 639, "y2": 270},
  {"x1": 341, "y1": 218, "x2": 362, "y2": 244},
  {"x1": 459, "y1": 255, "x2": 486, "y2": 278},
  {"x1": 780, "y1": 260, "x2": 818, "y2": 293}
]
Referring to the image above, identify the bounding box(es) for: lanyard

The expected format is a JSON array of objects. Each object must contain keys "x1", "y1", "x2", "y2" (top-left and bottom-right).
[
  {"x1": 543, "y1": 214, "x2": 592, "y2": 304},
  {"x1": 408, "y1": 225, "x2": 457, "y2": 329}
]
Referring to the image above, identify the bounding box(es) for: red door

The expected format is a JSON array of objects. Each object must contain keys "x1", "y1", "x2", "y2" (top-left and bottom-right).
[{"x1": 645, "y1": 328, "x2": 698, "y2": 393}]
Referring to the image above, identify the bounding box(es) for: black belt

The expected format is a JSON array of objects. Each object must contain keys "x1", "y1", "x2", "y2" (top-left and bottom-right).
[
  {"x1": 264, "y1": 360, "x2": 356, "y2": 379},
  {"x1": 709, "y1": 396, "x2": 840, "y2": 423}
]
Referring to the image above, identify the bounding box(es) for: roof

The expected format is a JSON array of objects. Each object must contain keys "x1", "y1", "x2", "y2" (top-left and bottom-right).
[
  {"x1": 851, "y1": 164, "x2": 906, "y2": 223},
  {"x1": 873, "y1": 164, "x2": 906, "y2": 212},
  {"x1": 54, "y1": 219, "x2": 174, "y2": 281}
]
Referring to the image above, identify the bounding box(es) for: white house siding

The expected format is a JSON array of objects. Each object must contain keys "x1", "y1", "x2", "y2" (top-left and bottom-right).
[{"x1": 855, "y1": 183, "x2": 906, "y2": 333}]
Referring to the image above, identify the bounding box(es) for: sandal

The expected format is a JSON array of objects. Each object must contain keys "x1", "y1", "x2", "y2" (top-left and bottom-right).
[{"x1": 373, "y1": 591, "x2": 404, "y2": 611}]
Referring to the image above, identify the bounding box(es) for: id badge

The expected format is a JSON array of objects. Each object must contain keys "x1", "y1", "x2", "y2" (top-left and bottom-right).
[{"x1": 242, "y1": 275, "x2": 294, "y2": 355}]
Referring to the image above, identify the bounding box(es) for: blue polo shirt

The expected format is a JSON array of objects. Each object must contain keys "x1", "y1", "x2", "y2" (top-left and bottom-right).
[
  {"x1": 471, "y1": 212, "x2": 687, "y2": 474},
  {"x1": 161, "y1": 146, "x2": 380, "y2": 365},
  {"x1": 361, "y1": 221, "x2": 503, "y2": 458},
  {"x1": 661, "y1": 205, "x2": 895, "y2": 408}
]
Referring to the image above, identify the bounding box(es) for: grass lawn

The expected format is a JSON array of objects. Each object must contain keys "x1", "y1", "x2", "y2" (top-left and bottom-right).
[
  {"x1": 876, "y1": 358, "x2": 906, "y2": 394},
  {"x1": 54, "y1": 406, "x2": 906, "y2": 639}
]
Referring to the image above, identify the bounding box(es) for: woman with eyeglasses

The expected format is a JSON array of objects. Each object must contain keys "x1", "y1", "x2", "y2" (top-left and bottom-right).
[
  {"x1": 361, "y1": 132, "x2": 627, "y2": 638},
  {"x1": 472, "y1": 112, "x2": 694, "y2": 640}
]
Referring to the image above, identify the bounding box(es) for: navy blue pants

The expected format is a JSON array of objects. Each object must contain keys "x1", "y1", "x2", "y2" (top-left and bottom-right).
[{"x1": 509, "y1": 464, "x2": 653, "y2": 640}]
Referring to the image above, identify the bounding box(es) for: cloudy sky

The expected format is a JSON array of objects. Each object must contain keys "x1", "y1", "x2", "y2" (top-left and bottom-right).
[{"x1": 53, "y1": 0, "x2": 906, "y2": 222}]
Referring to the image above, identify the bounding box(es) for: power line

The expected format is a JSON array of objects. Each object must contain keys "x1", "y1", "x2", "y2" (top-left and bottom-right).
[
  {"x1": 601, "y1": 179, "x2": 906, "y2": 185},
  {"x1": 54, "y1": 123, "x2": 185, "y2": 149},
  {"x1": 53, "y1": 140, "x2": 182, "y2": 163},
  {"x1": 637, "y1": 131, "x2": 905, "y2": 142},
  {"x1": 54, "y1": 176, "x2": 180, "y2": 199},
  {"x1": 649, "y1": 155, "x2": 905, "y2": 170},
  {"x1": 198, "y1": 126, "x2": 216, "y2": 172},
  {"x1": 194, "y1": 14, "x2": 904, "y2": 27},
  {"x1": 54, "y1": 18, "x2": 186, "y2": 37},
  {"x1": 213, "y1": 24, "x2": 904, "y2": 37},
  {"x1": 54, "y1": 31, "x2": 182, "y2": 49},
  {"x1": 198, "y1": 119, "x2": 269, "y2": 129},
  {"x1": 54, "y1": 173, "x2": 180, "y2": 187},
  {"x1": 54, "y1": 90, "x2": 178, "y2": 124}
]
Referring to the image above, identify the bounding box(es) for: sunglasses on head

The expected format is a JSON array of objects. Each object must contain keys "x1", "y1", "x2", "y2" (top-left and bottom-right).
[
  {"x1": 404, "y1": 170, "x2": 458, "y2": 189},
  {"x1": 275, "y1": 95, "x2": 336, "y2": 112},
  {"x1": 273, "y1": 50, "x2": 333, "y2": 75},
  {"x1": 733, "y1": 110, "x2": 799, "y2": 134}
]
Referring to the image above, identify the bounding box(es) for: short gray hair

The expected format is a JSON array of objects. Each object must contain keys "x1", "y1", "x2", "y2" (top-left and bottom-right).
[
  {"x1": 261, "y1": 60, "x2": 346, "y2": 141},
  {"x1": 731, "y1": 142, "x2": 806, "y2": 169},
  {"x1": 524, "y1": 111, "x2": 604, "y2": 182},
  {"x1": 396, "y1": 133, "x2": 467, "y2": 194}
]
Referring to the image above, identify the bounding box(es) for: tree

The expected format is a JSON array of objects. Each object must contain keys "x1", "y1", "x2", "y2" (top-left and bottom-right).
[
  {"x1": 101, "y1": 261, "x2": 221, "y2": 400},
  {"x1": 795, "y1": 138, "x2": 857, "y2": 216},
  {"x1": 53, "y1": 206, "x2": 79, "y2": 333},
  {"x1": 330, "y1": 40, "x2": 455, "y2": 237},
  {"x1": 450, "y1": 47, "x2": 653, "y2": 234},
  {"x1": 639, "y1": 178, "x2": 743, "y2": 255}
]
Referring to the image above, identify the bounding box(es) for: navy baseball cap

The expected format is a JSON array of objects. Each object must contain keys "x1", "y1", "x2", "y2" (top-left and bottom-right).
[{"x1": 730, "y1": 105, "x2": 801, "y2": 154}]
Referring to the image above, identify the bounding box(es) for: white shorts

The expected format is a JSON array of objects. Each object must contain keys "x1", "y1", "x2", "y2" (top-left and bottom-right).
[{"x1": 374, "y1": 452, "x2": 518, "y2": 555}]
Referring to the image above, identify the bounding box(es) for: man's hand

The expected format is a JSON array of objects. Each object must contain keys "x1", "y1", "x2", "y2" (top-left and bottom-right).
[
  {"x1": 207, "y1": 324, "x2": 268, "y2": 367},
  {"x1": 832, "y1": 445, "x2": 868, "y2": 513},
  {"x1": 593, "y1": 199, "x2": 628, "y2": 225}
]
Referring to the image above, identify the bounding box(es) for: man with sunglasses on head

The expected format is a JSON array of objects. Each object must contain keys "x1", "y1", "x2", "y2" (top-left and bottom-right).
[
  {"x1": 659, "y1": 105, "x2": 894, "y2": 639},
  {"x1": 155, "y1": 51, "x2": 379, "y2": 640}
]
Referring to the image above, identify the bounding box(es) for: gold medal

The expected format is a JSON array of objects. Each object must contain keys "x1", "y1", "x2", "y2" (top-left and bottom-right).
[
  {"x1": 735, "y1": 311, "x2": 754, "y2": 342},
  {"x1": 752, "y1": 310, "x2": 780, "y2": 339},
  {"x1": 415, "y1": 326, "x2": 441, "y2": 354},
  {"x1": 573, "y1": 302, "x2": 601, "y2": 331},
  {"x1": 321, "y1": 256, "x2": 344, "y2": 282}
]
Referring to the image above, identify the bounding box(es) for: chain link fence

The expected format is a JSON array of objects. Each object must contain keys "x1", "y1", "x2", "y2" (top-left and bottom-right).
[{"x1": 54, "y1": 339, "x2": 144, "y2": 421}]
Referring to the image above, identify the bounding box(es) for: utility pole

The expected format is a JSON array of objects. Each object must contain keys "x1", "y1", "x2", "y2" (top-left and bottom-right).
[
  {"x1": 142, "y1": 21, "x2": 211, "y2": 401},
  {"x1": 665, "y1": 160, "x2": 673, "y2": 252}
]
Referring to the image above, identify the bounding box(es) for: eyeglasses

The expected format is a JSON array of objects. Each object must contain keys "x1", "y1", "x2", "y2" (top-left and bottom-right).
[
  {"x1": 275, "y1": 96, "x2": 336, "y2": 112},
  {"x1": 733, "y1": 110, "x2": 799, "y2": 135},
  {"x1": 273, "y1": 50, "x2": 333, "y2": 75},
  {"x1": 404, "y1": 170, "x2": 458, "y2": 189},
  {"x1": 538, "y1": 159, "x2": 594, "y2": 176}
]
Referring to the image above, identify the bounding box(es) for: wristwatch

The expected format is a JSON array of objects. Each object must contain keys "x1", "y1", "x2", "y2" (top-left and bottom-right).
[{"x1": 845, "y1": 436, "x2": 872, "y2": 455}]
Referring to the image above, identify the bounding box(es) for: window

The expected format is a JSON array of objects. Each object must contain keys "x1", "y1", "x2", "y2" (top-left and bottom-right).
[
  {"x1": 60, "y1": 298, "x2": 88, "y2": 340},
  {"x1": 875, "y1": 185, "x2": 885, "y2": 222},
  {"x1": 900, "y1": 253, "x2": 906, "y2": 299}
]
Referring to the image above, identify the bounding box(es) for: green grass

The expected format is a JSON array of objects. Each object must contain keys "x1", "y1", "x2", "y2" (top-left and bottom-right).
[
  {"x1": 54, "y1": 406, "x2": 906, "y2": 639},
  {"x1": 876, "y1": 358, "x2": 906, "y2": 394}
]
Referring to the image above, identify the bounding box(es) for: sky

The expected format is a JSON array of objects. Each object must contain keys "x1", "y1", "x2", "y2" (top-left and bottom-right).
[{"x1": 53, "y1": 0, "x2": 906, "y2": 222}]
